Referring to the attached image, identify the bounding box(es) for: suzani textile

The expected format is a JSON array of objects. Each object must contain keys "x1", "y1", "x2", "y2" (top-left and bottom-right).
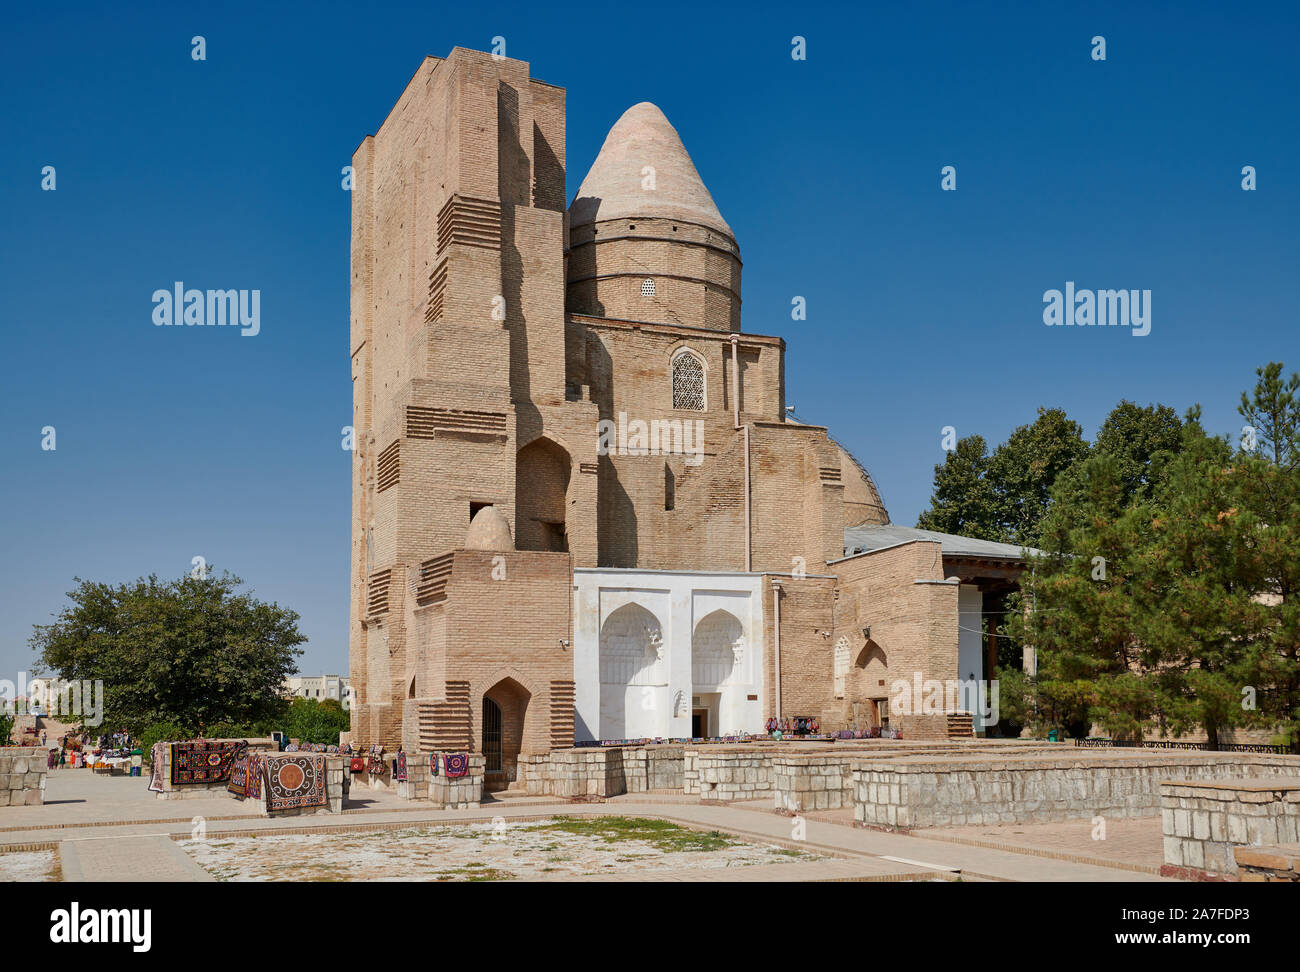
[
  {"x1": 261, "y1": 752, "x2": 327, "y2": 812},
  {"x1": 227, "y1": 750, "x2": 254, "y2": 796},
  {"x1": 170, "y1": 740, "x2": 246, "y2": 786},
  {"x1": 443, "y1": 752, "x2": 468, "y2": 778}
]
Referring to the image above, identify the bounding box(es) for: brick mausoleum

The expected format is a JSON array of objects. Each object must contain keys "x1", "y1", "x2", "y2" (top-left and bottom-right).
[{"x1": 347, "y1": 47, "x2": 1031, "y2": 787}]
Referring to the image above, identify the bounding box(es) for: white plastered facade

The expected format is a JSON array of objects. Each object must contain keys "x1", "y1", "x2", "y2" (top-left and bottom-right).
[{"x1": 572, "y1": 569, "x2": 766, "y2": 742}]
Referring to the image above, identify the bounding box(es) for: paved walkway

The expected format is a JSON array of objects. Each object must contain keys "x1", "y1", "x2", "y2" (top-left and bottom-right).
[
  {"x1": 915, "y1": 815, "x2": 1164, "y2": 874},
  {"x1": 3, "y1": 771, "x2": 1173, "y2": 882},
  {"x1": 59, "y1": 835, "x2": 214, "y2": 882}
]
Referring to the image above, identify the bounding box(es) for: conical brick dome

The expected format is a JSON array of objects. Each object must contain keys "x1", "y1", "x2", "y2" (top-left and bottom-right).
[
  {"x1": 566, "y1": 103, "x2": 742, "y2": 332},
  {"x1": 570, "y1": 103, "x2": 733, "y2": 239}
]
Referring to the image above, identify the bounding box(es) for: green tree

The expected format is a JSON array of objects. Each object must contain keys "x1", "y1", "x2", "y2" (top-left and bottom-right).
[
  {"x1": 1009, "y1": 453, "x2": 1153, "y2": 738},
  {"x1": 31, "y1": 569, "x2": 305, "y2": 735},
  {"x1": 1136, "y1": 412, "x2": 1262, "y2": 747},
  {"x1": 1239, "y1": 361, "x2": 1300, "y2": 469},
  {"x1": 917, "y1": 434, "x2": 998, "y2": 539},
  {"x1": 917, "y1": 409, "x2": 1089, "y2": 547},
  {"x1": 987, "y1": 408, "x2": 1091, "y2": 547},
  {"x1": 1235, "y1": 363, "x2": 1300, "y2": 738},
  {"x1": 280, "y1": 697, "x2": 351, "y2": 746}
]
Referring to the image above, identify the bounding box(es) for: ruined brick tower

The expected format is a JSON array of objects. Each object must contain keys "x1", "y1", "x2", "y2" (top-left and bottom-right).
[
  {"x1": 349, "y1": 50, "x2": 591, "y2": 764},
  {"x1": 347, "y1": 49, "x2": 996, "y2": 771}
]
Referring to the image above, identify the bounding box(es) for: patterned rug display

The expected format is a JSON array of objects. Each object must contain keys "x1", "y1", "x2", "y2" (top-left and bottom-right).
[
  {"x1": 443, "y1": 752, "x2": 468, "y2": 778},
  {"x1": 246, "y1": 752, "x2": 264, "y2": 800},
  {"x1": 393, "y1": 751, "x2": 408, "y2": 782},
  {"x1": 170, "y1": 740, "x2": 247, "y2": 786},
  {"x1": 147, "y1": 742, "x2": 166, "y2": 792},
  {"x1": 261, "y1": 752, "x2": 327, "y2": 812},
  {"x1": 227, "y1": 749, "x2": 253, "y2": 796}
]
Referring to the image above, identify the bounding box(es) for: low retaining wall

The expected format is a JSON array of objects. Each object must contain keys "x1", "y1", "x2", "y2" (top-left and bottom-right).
[
  {"x1": 773, "y1": 755, "x2": 852, "y2": 812},
  {"x1": 854, "y1": 752, "x2": 1300, "y2": 829},
  {"x1": 398, "y1": 756, "x2": 429, "y2": 801},
  {"x1": 0, "y1": 747, "x2": 49, "y2": 807},
  {"x1": 429, "y1": 754, "x2": 484, "y2": 809},
  {"x1": 518, "y1": 747, "x2": 684, "y2": 798},
  {"x1": 693, "y1": 750, "x2": 772, "y2": 802},
  {"x1": 1160, "y1": 777, "x2": 1300, "y2": 880}
]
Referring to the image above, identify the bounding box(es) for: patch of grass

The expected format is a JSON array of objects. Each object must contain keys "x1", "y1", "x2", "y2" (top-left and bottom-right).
[{"x1": 533, "y1": 816, "x2": 743, "y2": 853}]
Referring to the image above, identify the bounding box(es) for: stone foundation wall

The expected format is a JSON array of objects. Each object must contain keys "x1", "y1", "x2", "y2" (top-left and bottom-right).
[
  {"x1": 1160, "y1": 778, "x2": 1300, "y2": 879},
  {"x1": 428, "y1": 754, "x2": 484, "y2": 809},
  {"x1": 517, "y1": 746, "x2": 684, "y2": 798},
  {"x1": 693, "y1": 750, "x2": 771, "y2": 802},
  {"x1": 772, "y1": 754, "x2": 852, "y2": 812},
  {"x1": 0, "y1": 747, "x2": 49, "y2": 807},
  {"x1": 397, "y1": 756, "x2": 429, "y2": 800},
  {"x1": 853, "y1": 753, "x2": 1300, "y2": 829}
]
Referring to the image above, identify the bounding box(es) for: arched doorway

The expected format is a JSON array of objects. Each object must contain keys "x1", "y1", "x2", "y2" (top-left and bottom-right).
[
  {"x1": 515, "y1": 437, "x2": 571, "y2": 552},
  {"x1": 599, "y1": 603, "x2": 665, "y2": 739},
  {"x1": 482, "y1": 677, "x2": 530, "y2": 789},
  {"x1": 692, "y1": 609, "x2": 743, "y2": 737}
]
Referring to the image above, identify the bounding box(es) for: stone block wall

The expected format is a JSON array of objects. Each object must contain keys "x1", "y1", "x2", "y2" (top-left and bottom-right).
[
  {"x1": 397, "y1": 755, "x2": 429, "y2": 801},
  {"x1": 0, "y1": 747, "x2": 49, "y2": 806},
  {"x1": 693, "y1": 749, "x2": 771, "y2": 802},
  {"x1": 772, "y1": 754, "x2": 852, "y2": 813},
  {"x1": 1233, "y1": 844, "x2": 1300, "y2": 882},
  {"x1": 1160, "y1": 778, "x2": 1300, "y2": 880},
  {"x1": 853, "y1": 752, "x2": 1300, "y2": 830},
  {"x1": 429, "y1": 753, "x2": 485, "y2": 809},
  {"x1": 517, "y1": 745, "x2": 685, "y2": 797}
]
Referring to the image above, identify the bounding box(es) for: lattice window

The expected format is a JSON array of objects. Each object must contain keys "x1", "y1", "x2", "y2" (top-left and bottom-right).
[
  {"x1": 641, "y1": 278, "x2": 656, "y2": 297},
  {"x1": 672, "y1": 351, "x2": 704, "y2": 410}
]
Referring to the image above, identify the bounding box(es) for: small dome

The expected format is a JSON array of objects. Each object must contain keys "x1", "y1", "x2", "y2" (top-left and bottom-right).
[
  {"x1": 569, "y1": 102, "x2": 733, "y2": 238},
  {"x1": 465, "y1": 506, "x2": 514, "y2": 551}
]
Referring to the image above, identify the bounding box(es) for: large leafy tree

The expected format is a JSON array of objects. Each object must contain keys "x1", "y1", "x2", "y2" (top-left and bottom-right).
[
  {"x1": 918, "y1": 408, "x2": 1089, "y2": 546},
  {"x1": 31, "y1": 569, "x2": 304, "y2": 734},
  {"x1": 916, "y1": 434, "x2": 997, "y2": 539}
]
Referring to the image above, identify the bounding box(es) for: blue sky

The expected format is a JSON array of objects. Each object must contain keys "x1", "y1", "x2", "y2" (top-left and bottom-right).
[{"x1": 2, "y1": 1, "x2": 1296, "y2": 678}]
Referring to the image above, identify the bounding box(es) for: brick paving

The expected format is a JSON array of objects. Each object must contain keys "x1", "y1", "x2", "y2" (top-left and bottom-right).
[{"x1": 0, "y1": 771, "x2": 1174, "y2": 882}]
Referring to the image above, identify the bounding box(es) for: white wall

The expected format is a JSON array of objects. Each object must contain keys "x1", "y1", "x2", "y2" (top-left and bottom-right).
[
  {"x1": 957, "y1": 584, "x2": 984, "y2": 732},
  {"x1": 572, "y1": 570, "x2": 765, "y2": 742}
]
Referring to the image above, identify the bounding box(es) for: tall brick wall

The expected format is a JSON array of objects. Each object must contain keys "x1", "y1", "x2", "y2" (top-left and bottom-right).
[
  {"x1": 350, "y1": 50, "x2": 594, "y2": 750},
  {"x1": 831, "y1": 541, "x2": 959, "y2": 737}
]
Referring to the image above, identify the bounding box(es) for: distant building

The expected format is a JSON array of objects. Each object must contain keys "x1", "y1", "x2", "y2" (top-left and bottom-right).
[{"x1": 283, "y1": 675, "x2": 353, "y2": 710}]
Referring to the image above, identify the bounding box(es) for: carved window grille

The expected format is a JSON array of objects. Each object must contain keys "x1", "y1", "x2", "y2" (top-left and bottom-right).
[
  {"x1": 672, "y1": 351, "x2": 705, "y2": 410},
  {"x1": 641, "y1": 278, "x2": 656, "y2": 297}
]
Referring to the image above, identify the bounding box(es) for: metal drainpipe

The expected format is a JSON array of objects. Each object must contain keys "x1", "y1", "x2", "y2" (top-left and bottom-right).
[
  {"x1": 771, "y1": 579, "x2": 782, "y2": 721},
  {"x1": 730, "y1": 334, "x2": 751, "y2": 573}
]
